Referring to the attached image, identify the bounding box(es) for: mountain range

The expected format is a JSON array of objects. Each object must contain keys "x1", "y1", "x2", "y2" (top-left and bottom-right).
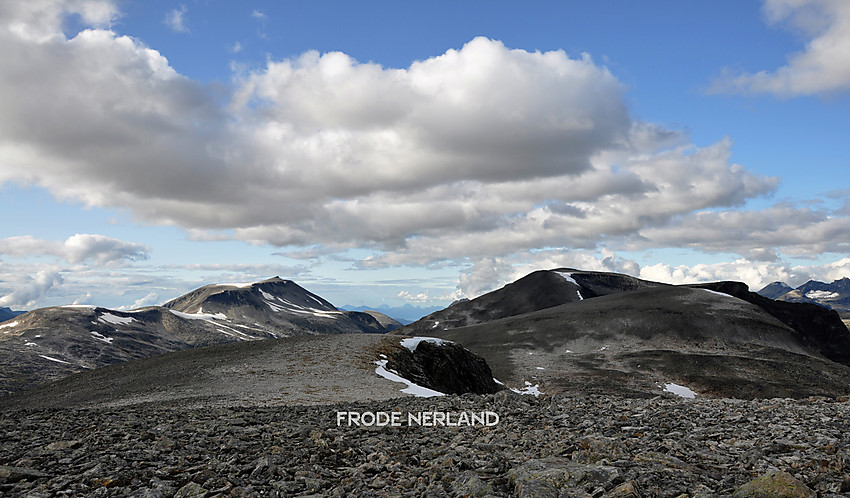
[
  {"x1": 758, "y1": 278, "x2": 850, "y2": 329},
  {"x1": 0, "y1": 306, "x2": 24, "y2": 322},
  {"x1": 395, "y1": 269, "x2": 850, "y2": 399},
  {"x1": 0, "y1": 277, "x2": 399, "y2": 396},
  {"x1": 2, "y1": 269, "x2": 850, "y2": 405}
]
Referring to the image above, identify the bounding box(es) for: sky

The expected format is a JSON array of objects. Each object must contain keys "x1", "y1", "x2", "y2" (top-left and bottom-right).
[{"x1": 1, "y1": 0, "x2": 849, "y2": 312}]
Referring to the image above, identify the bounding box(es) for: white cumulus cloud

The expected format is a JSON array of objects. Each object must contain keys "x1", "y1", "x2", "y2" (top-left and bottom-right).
[
  {"x1": 164, "y1": 4, "x2": 189, "y2": 33},
  {"x1": 0, "y1": 0, "x2": 842, "y2": 274},
  {"x1": 712, "y1": 0, "x2": 850, "y2": 96},
  {"x1": 0, "y1": 234, "x2": 150, "y2": 265},
  {"x1": 0, "y1": 270, "x2": 64, "y2": 308}
]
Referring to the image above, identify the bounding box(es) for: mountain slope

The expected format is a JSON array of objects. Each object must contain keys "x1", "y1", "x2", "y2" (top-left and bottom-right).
[
  {"x1": 163, "y1": 277, "x2": 386, "y2": 335},
  {"x1": 0, "y1": 277, "x2": 389, "y2": 395},
  {"x1": 401, "y1": 268, "x2": 665, "y2": 335},
  {"x1": 396, "y1": 269, "x2": 850, "y2": 399},
  {"x1": 757, "y1": 281, "x2": 794, "y2": 300}
]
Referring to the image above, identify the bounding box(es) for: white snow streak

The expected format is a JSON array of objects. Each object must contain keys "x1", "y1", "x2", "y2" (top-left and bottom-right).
[
  {"x1": 98, "y1": 312, "x2": 134, "y2": 325},
  {"x1": 1, "y1": 321, "x2": 19, "y2": 330},
  {"x1": 169, "y1": 309, "x2": 227, "y2": 321},
  {"x1": 90, "y1": 331, "x2": 114, "y2": 344},
  {"x1": 555, "y1": 271, "x2": 583, "y2": 300},
  {"x1": 700, "y1": 289, "x2": 736, "y2": 299},
  {"x1": 39, "y1": 354, "x2": 71, "y2": 365},
  {"x1": 400, "y1": 337, "x2": 450, "y2": 352},
  {"x1": 663, "y1": 382, "x2": 697, "y2": 399},
  {"x1": 374, "y1": 359, "x2": 445, "y2": 397}
]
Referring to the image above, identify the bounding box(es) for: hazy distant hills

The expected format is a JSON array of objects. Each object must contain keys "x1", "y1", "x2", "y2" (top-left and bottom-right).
[
  {"x1": 341, "y1": 304, "x2": 443, "y2": 324},
  {"x1": 0, "y1": 306, "x2": 24, "y2": 322},
  {"x1": 396, "y1": 269, "x2": 850, "y2": 399},
  {"x1": 0, "y1": 277, "x2": 395, "y2": 395}
]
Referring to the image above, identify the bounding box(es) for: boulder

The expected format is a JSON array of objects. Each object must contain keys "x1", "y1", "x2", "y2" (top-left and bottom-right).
[{"x1": 385, "y1": 340, "x2": 502, "y2": 395}]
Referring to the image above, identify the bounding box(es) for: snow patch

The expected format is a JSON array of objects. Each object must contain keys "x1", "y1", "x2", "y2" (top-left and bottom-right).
[
  {"x1": 25, "y1": 342, "x2": 36, "y2": 347},
  {"x1": 663, "y1": 382, "x2": 697, "y2": 399},
  {"x1": 511, "y1": 381, "x2": 543, "y2": 397},
  {"x1": 259, "y1": 289, "x2": 276, "y2": 301},
  {"x1": 806, "y1": 290, "x2": 840, "y2": 300},
  {"x1": 98, "y1": 312, "x2": 134, "y2": 326},
  {"x1": 214, "y1": 282, "x2": 254, "y2": 288},
  {"x1": 555, "y1": 271, "x2": 583, "y2": 300},
  {"x1": 263, "y1": 299, "x2": 286, "y2": 312},
  {"x1": 700, "y1": 288, "x2": 736, "y2": 299},
  {"x1": 1, "y1": 321, "x2": 19, "y2": 331},
  {"x1": 39, "y1": 354, "x2": 71, "y2": 365},
  {"x1": 374, "y1": 359, "x2": 445, "y2": 397},
  {"x1": 169, "y1": 309, "x2": 227, "y2": 321},
  {"x1": 90, "y1": 331, "x2": 114, "y2": 344},
  {"x1": 400, "y1": 337, "x2": 450, "y2": 352}
]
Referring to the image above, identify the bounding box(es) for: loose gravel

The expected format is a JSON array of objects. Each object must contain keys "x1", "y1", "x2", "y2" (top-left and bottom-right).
[{"x1": 2, "y1": 392, "x2": 849, "y2": 497}]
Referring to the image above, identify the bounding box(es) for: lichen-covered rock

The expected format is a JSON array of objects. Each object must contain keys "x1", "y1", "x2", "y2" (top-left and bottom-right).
[{"x1": 734, "y1": 470, "x2": 816, "y2": 498}]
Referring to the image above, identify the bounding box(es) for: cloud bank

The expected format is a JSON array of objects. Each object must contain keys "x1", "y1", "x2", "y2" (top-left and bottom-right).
[
  {"x1": 0, "y1": 234, "x2": 150, "y2": 265},
  {"x1": 0, "y1": 270, "x2": 64, "y2": 308},
  {"x1": 0, "y1": 0, "x2": 846, "y2": 289}
]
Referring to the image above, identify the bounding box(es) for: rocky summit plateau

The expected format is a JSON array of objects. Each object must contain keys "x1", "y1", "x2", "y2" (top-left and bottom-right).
[{"x1": 2, "y1": 269, "x2": 850, "y2": 497}]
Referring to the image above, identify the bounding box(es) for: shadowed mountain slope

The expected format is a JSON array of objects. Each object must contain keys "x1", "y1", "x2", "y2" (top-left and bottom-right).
[
  {"x1": 401, "y1": 269, "x2": 665, "y2": 335},
  {"x1": 396, "y1": 269, "x2": 850, "y2": 399}
]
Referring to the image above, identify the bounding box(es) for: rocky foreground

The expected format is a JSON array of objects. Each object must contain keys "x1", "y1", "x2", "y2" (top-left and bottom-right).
[{"x1": 2, "y1": 392, "x2": 849, "y2": 497}]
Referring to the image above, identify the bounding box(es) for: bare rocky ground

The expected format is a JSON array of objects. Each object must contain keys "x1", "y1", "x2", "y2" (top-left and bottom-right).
[{"x1": 2, "y1": 392, "x2": 850, "y2": 497}]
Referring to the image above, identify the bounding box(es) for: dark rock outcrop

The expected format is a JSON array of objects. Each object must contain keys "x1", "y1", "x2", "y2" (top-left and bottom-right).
[{"x1": 386, "y1": 340, "x2": 502, "y2": 395}]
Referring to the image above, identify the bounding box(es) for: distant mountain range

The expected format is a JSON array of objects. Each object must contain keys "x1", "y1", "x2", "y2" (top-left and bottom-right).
[
  {"x1": 395, "y1": 269, "x2": 850, "y2": 399},
  {"x1": 0, "y1": 307, "x2": 24, "y2": 322},
  {"x1": 341, "y1": 304, "x2": 444, "y2": 324},
  {"x1": 0, "y1": 277, "x2": 400, "y2": 395},
  {"x1": 758, "y1": 278, "x2": 850, "y2": 328}
]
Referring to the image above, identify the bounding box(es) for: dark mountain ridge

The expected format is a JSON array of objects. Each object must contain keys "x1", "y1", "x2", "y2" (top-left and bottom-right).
[
  {"x1": 0, "y1": 306, "x2": 25, "y2": 322},
  {"x1": 396, "y1": 269, "x2": 850, "y2": 399}
]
